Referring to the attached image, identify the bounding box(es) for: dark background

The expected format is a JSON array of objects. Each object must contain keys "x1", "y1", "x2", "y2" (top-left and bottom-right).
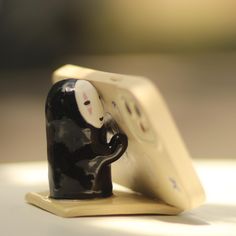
[{"x1": 1, "y1": 0, "x2": 236, "y2": 162}]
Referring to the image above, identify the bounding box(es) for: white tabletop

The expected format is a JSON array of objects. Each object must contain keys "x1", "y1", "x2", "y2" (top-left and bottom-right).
[{"x1": 1, "y1": 159, "x2": 236, "y2": 236}]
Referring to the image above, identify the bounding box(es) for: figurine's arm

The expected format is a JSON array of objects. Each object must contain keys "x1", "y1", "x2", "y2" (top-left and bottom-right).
[{"x1": 88, "y1": 133, "x2": 128, "y2": 171}]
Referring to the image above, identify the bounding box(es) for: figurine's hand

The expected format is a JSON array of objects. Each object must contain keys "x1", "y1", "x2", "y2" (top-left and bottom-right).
[
  {"x1": 108, "y1": 133, "x2": 128, "y2": 156},
  {"x1": 88, "y1": 133, "x2": 128, "y2": 171}
]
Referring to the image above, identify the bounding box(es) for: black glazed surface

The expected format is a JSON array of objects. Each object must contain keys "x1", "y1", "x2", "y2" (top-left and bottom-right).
[{"x1": 45, "y1": 79, "x2": 128, "y2": 199}]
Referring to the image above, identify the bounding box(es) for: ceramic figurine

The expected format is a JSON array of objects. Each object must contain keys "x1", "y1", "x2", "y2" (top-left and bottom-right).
[
  {"x1": 45, "y1": 79, "x2": 128, "y2": 199},
  {"x1": 25, "y1": 66, "x2": 204, "y2": 217}
]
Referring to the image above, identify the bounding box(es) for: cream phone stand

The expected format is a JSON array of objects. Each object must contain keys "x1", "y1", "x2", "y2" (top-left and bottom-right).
[
  {"x1": 25, "y1": 190, "x2": 180, "y2": 217},
  {"x1": 25, "y1": 65, "x2": 204, "y2": 217}
]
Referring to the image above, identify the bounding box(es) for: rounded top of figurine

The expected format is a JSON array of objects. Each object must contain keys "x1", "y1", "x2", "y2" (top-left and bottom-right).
[{"x1": 46, "y1": 79, "x2": 105, "y2": 129}]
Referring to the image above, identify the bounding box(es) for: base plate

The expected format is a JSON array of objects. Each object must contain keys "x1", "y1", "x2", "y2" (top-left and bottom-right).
[{"x1": 25, "y1": 190, "x2": 181, "y2": 217}]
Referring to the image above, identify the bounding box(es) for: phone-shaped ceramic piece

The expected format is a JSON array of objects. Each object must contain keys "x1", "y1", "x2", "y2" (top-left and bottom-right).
[{"x1": 52, "y1": 65, "x2": 205, "y2": 210}]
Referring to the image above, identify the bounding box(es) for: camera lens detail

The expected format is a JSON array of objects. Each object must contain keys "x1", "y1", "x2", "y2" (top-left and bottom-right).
[
  {"x1": 125, "y1": 102, "x2": 132, "y2": 115},
  {"x1": 134, "y1": 105, "x2": 141, "y2": 117}
]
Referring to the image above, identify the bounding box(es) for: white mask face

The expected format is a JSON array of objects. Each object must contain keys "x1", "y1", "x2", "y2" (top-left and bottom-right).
[{"x1": 75, "y1": 80, "x2": 104, "y2": 128}]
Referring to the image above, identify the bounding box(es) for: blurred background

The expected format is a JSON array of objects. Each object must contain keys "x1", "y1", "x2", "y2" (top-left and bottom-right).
[{"x1": 0, "y1": 0, "x2": 236, "y2": 162}]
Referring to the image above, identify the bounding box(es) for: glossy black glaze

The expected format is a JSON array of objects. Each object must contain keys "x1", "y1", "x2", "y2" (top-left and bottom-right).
[{"x1": 45, "y1": 79, "x2": 128, "y2": 199}]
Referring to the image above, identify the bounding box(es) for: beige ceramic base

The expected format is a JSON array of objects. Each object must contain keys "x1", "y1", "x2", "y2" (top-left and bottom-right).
[{"x1": 25, "y1": 190, "x2": 181, "y2": 217}]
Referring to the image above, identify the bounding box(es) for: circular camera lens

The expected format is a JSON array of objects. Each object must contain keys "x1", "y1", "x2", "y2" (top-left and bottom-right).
[
  {"x1": 140, "y1": 122, "x2": 146, "y2": 132},
  {"x1": 134, "y1": 104, "x2": 141, "y2": 117},
  {"x1": 125, "y1": 102, "x2": 132, "y2": 115}
]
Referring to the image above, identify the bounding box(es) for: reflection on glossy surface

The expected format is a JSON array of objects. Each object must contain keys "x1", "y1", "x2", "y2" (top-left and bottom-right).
[{"x1": 46, "y1": 79, "x2": 128, "y2": 199}]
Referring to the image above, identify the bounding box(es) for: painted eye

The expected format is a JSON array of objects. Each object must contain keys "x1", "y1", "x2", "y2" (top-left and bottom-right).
[
  {"x1": 98, "y1": 95, "x2": 102, "y2": 99},
  {"x1": 84, "y1": 100, "x2": 91, "y2": 105}
]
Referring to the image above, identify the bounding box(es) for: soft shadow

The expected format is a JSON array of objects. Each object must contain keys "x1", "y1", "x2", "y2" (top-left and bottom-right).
[
  {"x1": 149, "y1": 203, "x2": 236, "y2": 225},
  {"x1": 147, "y1": 213, "x2": 210, "y2": 226},
  {"x1": 192, "y1": 203, "x2": 236, "y2": 224}
]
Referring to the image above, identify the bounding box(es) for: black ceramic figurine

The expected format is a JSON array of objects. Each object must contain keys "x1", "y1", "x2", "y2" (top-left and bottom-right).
[{"x1": 46, "y1": 79, "x2": 128, "y2": 199}]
